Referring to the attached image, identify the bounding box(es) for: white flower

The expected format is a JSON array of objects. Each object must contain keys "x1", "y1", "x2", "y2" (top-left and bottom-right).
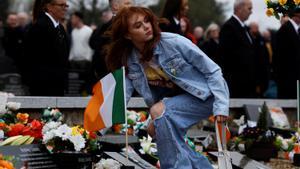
[
  {"x1": 127, "y1": 110, "x2": 138, "y2": 124},
  {"x1": 6, "y1": 102, "x2": 21, "y2": 111},
  {"x1": 43, "y1": 130, "x2": 56, "y2": 143},
  {"x1": 0, "y1": 130, "x2": 4, "y2": 140},
  {"x1": 69, "y1": 135, "x2": 86, "y2": 152},
  {"x1": 94, "y1": 159, "x2": 121, "y2": 169},
  {"x1": 271, "y1": 0, "x2": 279, "y2": 3},
  {"x1": 282, "y1": 139, "x2": 289, "y2": 150},
  {"x1": 139, "y1": 135, "x2": 157, "y2": 155},
  {"x1": 42, "y1": 121, "x2": 61, "y2": 134},
  {"x1": 55, "y1": 124, "x2": 72, "y2": 140}
]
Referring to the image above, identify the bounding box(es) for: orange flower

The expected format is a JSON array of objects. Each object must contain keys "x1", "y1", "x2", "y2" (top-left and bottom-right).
[
  {"x1": 16, "y1": 113, "x2": 29, "y2": 124},
  {"x1": 0, "y1": 123, "x2": 6, "y2": 130},
  {"x1": 279, "y1": 0, "x2": 287, "y2": 5},
  {"x1": 0, "y1": 160, "x2": 14, "y2": 169},
  {"x1": 294, "y1": 0, "x2": 300, "y2": 5},
  {"x1": 266, "y1": 8, "x2": 274, "y2": 17}
]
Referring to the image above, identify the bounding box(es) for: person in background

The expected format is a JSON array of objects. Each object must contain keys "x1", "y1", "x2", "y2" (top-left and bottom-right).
[
  {"x1": 69, "y1": 11, "x2": 94, "y2": 94},
  {"x1": 17, "y1": 12, "x2": 30, "y2": 31},
  {"x1": 2, "y1": 13, "x2": 25, "y2": 74},
  {"x1": 180, "y1": 16, "x2": 196, "y2": 44},
  {"x1": 248, "y1": 22, "x2": 270, "y2": 97},
  {"x1": 24, "y1": 0, "x2": 70, "y2": 96},
  {"x1": 88, "y1": 0, "x2": 134, "y2": 93},
  {"x1": 273, "y1": 8, "x2": 300, "y2": 98},
  {"x1": 160, "y1": 0, "x2": 189, "y2": 35},
  {"x1": 219, "y1": 0, "x2": 256, "y2": 98},
  {"x1": 106, "y1": 6, "x2": 229, "y2": 169},
  {"x1": 200, "y1": 23, "x2": 221, "y2": 66},
  {"x1": 193, "y1": 26, "x2": 205, "y2": 48}
]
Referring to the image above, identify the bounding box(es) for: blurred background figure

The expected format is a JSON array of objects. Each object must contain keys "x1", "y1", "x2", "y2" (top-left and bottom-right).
[
  {"x1": 89, "y1": 0, "x2": 134, "y2": 94},
  {"x1": 248, "y1": 21, "x2": 270, "y2": 98},
  {"x1": 273, "y1": 8, "x2": 300, "y2": 99},
  {"x1": 2, "y1": 13, "x2": 25, "y2": 74},
  {"x1": 193, "y1": 26, "x2": 204, "y2": 48},
  {"x1": 24, "y1": 0, "x2": 70, "y2": 96},
  {"x1": 200, "y1": 23, "x2": 221, "y2": 67},
  {"x1": 180, "y1": 16, "x2": 196, "y2": 44},
  {"x1": 160, "y1": 0, "x2": 189, "y2": 35},
  {"x1": 219, "y1": 0, "x2": 256, "y2": 98},
  {"x1": 17, "y1": 12, "x2": 30, "y2": 31},
  {"x1": 101, "y1": 9, "x2": 113, "y2": 24},
  {"x1": 69, "y1": 11, "x2": 94, "y2": 95}
]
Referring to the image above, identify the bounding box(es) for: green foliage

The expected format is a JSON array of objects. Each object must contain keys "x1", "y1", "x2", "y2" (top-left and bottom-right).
[{"x1": 257, "y1": 102, "x2": 269, "y2": 131}]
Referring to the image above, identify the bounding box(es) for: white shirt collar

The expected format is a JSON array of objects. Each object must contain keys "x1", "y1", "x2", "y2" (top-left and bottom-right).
[
  {"x1": 289, "y1": 18, "x2": 299, "y2": 33},
  {"x1": 45, "y1": 12, "x2": 59, "y2": 28},
  {"x1": 173, "y1": 16, "x2": 180, "y2": 25},
  {"x1": 233, "y1": 14, "x2": 245, "y2": 27}
]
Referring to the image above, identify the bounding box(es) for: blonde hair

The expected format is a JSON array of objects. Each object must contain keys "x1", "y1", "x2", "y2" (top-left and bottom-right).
[{"x1": 204, "y1": 22, "x2": 219, "y2": 40}]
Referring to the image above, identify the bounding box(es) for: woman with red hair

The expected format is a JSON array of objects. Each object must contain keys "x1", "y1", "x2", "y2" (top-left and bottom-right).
[{"x1": 106, "y1": 6, "x2": 229, "y2": 169}]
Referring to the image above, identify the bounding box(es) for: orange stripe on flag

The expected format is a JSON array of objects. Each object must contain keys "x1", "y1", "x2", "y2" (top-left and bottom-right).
[{"x1": 84, "y1": 82, "x2": 106, "y2": 132}]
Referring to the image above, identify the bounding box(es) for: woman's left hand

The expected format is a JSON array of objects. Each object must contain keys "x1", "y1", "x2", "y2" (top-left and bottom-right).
[{"x1": 215, "y1": 115, "x2": 228, "y2": 123}]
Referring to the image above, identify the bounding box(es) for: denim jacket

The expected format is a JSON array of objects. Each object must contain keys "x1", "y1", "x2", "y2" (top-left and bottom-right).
[{"x1": 126, "y1": 32, "x2": 229, "y2": 116}]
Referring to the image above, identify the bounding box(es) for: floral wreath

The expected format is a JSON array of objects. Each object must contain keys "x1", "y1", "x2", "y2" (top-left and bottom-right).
[{"x1": 265, "y1": 0, "x2": 300, "y2": 19}]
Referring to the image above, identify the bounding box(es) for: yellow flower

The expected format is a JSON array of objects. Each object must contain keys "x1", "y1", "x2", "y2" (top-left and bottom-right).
[
  {"x1": 16, "y1": 113, "x2": 29, "y2": 124},
  {"x1": 71, "y1": 126, "x2": 81, "y2": 136},
  {"x1": 265, "y1": 0, "x2": 270, "y2": 4},
  {"x1": 279, "y1": 0, "x2": 287, "y2": 5},
  {"x1": 266, "y1": 8, "x2": 275, "y2": 17},
  {"x1": 294, "y1": 0, "x2": 300, "y2": 5}
]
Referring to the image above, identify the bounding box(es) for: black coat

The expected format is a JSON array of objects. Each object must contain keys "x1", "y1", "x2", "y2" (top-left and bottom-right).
[
  {"x1": 219, "y1": 16, "x2": 257, "y2": 98},
  {"x1": 24, "y1": 13, "x2": 69, "y2": 96},
  {"x1": 89, "y1": 20, "x2": 111, "y2": 80},
  {"x1": 273, "y1": 20, "x2": 300, "y2": 98},
  {"x1": 159, "y1": 16, "x2": 183, "y2": 35}
]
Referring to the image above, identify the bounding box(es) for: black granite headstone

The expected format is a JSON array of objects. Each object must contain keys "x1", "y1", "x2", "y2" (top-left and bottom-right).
[
  {"x1": 0, "y1": 144, "x2": 57, "y2": 169},
  {"x1": 209, "y1": 151, "x2": 271, "y2": 169}
]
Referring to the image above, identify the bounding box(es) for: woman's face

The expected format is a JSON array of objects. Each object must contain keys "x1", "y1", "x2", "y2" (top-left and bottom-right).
[{"x1": 126, "y1": 13, "x2": 153, "y2": 47}]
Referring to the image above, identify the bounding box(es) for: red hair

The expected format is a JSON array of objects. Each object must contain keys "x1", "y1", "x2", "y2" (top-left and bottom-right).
[{"x1": 105, "y1": 7, "x2": 161, "y2": 71}]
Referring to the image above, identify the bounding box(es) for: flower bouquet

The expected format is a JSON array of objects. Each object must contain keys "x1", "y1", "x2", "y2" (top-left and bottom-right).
[
  {"x1": 0, "y1": 113, "x2": 43, "y2": 146},
  {"x1": 112, "y1": 110, "x2": 149, "y2": 136},
  {"x1": 265, "y1": 0, "x2": 300, "y2": 19},
  {"x1": 42, "y1": 122, "x2": 99, "y2": 168}
]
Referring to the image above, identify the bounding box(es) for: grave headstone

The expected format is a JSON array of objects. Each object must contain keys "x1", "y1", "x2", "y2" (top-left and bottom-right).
[{"x1": 0, "y1": 144, "x2": 57, "y2": 169}]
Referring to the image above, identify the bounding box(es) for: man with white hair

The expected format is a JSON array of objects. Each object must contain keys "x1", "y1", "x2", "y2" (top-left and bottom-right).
[{"x1": 219, "y1": 0, "x2": 257, "y2": 98}]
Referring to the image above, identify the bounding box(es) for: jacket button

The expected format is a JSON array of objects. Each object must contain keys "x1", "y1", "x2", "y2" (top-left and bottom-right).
[{"x1": 197, "y1": 91, "x2": 201, "y2": 95}]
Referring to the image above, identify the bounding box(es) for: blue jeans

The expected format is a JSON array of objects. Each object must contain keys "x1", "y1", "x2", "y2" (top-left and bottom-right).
[{"x1": 154, "y1": 93, "x2": 214, "y2": 169}]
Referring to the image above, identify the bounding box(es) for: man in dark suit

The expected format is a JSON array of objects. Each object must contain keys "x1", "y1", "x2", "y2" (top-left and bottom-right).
[
  {"x1": 219, "y1": 0, "x2": 256, "y2": 98},
  {"x1": 273, "y1": 8, "x2": 300, "y2": 99},
  {"x1": 89, "y1": 0, "x2": 133, "y2": 91},
  {"x1": 24, "y1": 0, "x2": 69, "y2": 96}
]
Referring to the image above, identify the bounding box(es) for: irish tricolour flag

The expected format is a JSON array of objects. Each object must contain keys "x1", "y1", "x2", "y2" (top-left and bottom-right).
[{"x1": 84, "y1": 67, "x2": 126, "y2": 132}]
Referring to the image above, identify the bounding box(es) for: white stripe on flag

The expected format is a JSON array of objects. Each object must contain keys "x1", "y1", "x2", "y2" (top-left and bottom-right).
[{"x1": 99, "y1": 73, "x2": 116, "y2": 128}]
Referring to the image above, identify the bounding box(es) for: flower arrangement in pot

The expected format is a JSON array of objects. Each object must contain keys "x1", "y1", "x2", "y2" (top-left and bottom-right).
[{"x1": 232, "y1": 102, "x2": 277, "y2": 161}]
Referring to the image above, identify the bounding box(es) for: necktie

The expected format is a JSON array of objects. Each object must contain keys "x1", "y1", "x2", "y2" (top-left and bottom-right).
[{"x1": 244, "y1": 26, "x2": 253, "y2": 44}]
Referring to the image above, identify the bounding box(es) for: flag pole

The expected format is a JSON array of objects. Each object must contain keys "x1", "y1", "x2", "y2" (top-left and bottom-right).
[
  {"x1": 297, "y1": 80, "x2": 299, "y2": 131},
  {"x1": 122, "y1": 66, "x2": 129, "y2": 160}
]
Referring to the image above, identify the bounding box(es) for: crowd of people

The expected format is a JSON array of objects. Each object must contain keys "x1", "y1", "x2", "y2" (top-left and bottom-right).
[{"x1": 0, "y1": 0, "x2": 299, "y2": 99}]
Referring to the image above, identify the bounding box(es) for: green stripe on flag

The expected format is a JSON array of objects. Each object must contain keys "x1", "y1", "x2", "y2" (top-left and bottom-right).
[{"x1": 112, "y1": 68, "x2": 125, "y2": 124}]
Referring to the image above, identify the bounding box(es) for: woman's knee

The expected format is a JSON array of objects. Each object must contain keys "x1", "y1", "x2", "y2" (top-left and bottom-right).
[{"x1": 149, "y1": 101, "x2": 165, "y2": 120}]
